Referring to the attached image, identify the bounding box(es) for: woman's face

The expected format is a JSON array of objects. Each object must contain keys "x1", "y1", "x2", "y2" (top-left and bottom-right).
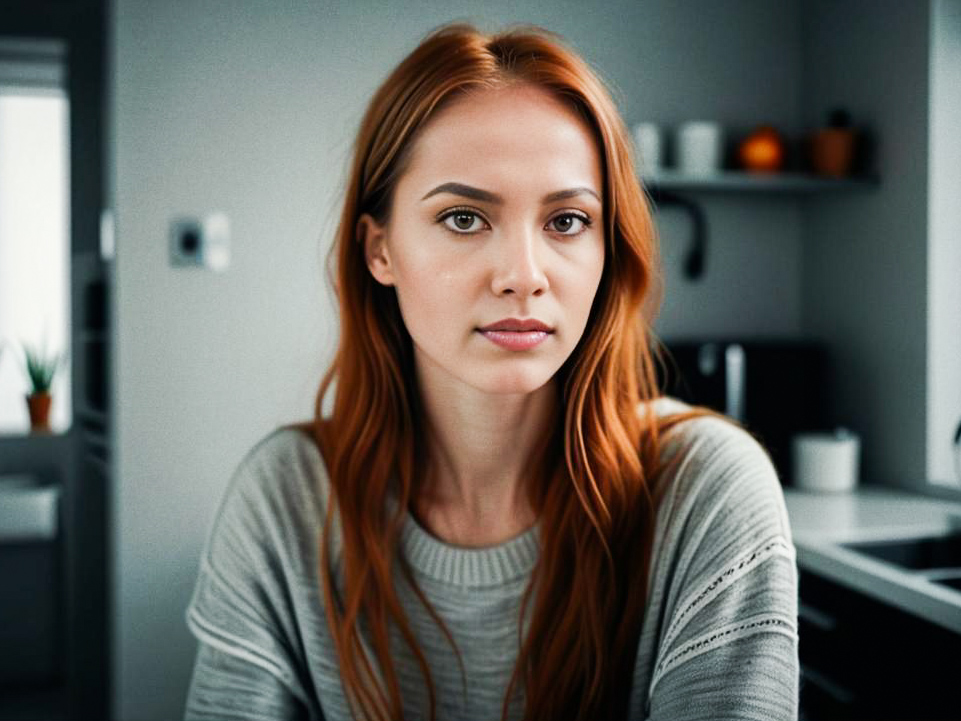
[{"x1": 359, "y1": 83, "x2": 606, "y2": 396}]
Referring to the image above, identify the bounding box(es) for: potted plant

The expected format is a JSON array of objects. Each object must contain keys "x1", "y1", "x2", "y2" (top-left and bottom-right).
[{"x1": 20, "y1": 340, "x2": 66, "y2": 433}]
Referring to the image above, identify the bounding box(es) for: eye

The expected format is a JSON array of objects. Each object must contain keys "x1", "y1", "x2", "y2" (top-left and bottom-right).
[
  {"x1": 548, "y1": 212, "x2": 592, "y2": 236},
  {"x1": 435, "y1": 208, "x2": 594, "y2": 237},
  {"x1": 438, "y1": 208, "x2": 488, "y2": 234}
]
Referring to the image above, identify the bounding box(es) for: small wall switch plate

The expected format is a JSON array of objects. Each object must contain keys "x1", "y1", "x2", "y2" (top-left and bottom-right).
[
  {"x1": 100, "y1": 209, "x2": 115, "y2": 262},
  {"x1": 170, "y1": 218, "x2": 203, "y2": 267},
  {"x1": 170, "y1": 213, "x2": 231, "y2": 272},
  {"x1": 201, "y1": 212, "x2": 230, "y2": 272}
]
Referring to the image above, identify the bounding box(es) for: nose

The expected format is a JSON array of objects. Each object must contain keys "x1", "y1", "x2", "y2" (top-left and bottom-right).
[{"x1": 490, "y1": 225, "x2": 549, "y2": 297}]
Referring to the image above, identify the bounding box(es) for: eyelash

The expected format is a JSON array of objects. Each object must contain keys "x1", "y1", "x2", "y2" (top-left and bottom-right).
[{"x1": 436, "y1": 206, "x2": 594, "y2": 237}]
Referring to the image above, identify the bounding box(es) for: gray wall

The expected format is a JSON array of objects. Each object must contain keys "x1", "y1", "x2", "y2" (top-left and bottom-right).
[
  {"x1": 800, "y1": 0, "x2": 930, "y2": 490},
  {"x1": 926, "y1": 0, "x2": 961, "y2": 488},
  {"x1": 108, "y1": 1, "x2": 902, "y2": 719},
  {"x1": 799, "y1": 0, "x2": 959, "y2": 494}
]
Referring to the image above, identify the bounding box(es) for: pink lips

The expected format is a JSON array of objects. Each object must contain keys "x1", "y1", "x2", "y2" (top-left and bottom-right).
[
  {"x1": 479, "y1": 330, "x2": 550, "y2": 350},
  {"x1": 479, "y1": 317, "x2": 553, "y2": 333},
  {"x1": 477, "y1": 317, "x2": 553, "y2": 351}
]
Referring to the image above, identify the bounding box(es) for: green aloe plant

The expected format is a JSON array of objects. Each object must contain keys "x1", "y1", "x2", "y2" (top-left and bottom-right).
[{"x1": 20, "y1": 340, "x2": 66, "y2": 395}]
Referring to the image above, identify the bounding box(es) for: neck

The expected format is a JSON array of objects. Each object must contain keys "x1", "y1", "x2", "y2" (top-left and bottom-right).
[{"x1": 411, "y1": 370, "x2": 557, "y2": 546}]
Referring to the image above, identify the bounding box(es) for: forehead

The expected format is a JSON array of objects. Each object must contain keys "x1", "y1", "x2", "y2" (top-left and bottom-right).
[{"x1": 400, "y1": 84, "x2": 604, "y2": 196}]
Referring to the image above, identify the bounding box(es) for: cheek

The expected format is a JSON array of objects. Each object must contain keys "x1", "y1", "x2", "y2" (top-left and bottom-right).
[
  {"x1": 565, "y1": 243, "x2": 605, "y2": 310},
  {"x1": 394, "y1": 254, "x2": 468, "y2": 331}
]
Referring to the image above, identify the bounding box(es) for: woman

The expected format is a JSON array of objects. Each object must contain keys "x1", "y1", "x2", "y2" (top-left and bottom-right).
[{"x1": 184, "y1": 21, "x2": 799, "y2": 721}]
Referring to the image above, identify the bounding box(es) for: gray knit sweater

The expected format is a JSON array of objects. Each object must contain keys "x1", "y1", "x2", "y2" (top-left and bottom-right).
[{"x1": 183, "y1": 397, "x2": 799, "y2": 720}]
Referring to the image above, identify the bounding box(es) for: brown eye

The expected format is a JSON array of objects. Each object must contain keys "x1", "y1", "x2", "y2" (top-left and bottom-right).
[
  {"x1": 439, "y1": 208, "x2": 487, "y2": 234},
  {"x1": 452, "y1": 212, "x2": 476, "y2": 230},
  {"x1": 549, "y1": 213, "x2": 591, "y2": 236}
]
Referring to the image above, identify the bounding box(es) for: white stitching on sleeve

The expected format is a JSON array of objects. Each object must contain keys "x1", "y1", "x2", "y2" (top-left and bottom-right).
[
  {"x1": 187, "y1": 606, "x2": 290, "y2": 683},
  {"x1": 660, "y1": 535, "x2": 796, "y2": 653},
  {"x1": 186, "y1": 606, "x2": 315, "y2": 709},
  {"x1": 649, "y1": 611, "x2": 798, "y2": 698}
]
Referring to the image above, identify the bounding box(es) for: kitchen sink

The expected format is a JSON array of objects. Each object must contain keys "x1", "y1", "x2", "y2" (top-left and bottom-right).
[
  {"x1": 841, "y1": 530, "x2": 961, "y2": 571},
  {"x1": 934, "y1": 576, "x2": 961, "y2": 592}
]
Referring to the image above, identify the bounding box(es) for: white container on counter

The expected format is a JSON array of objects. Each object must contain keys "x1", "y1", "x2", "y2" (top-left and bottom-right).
[{"x1": 791, "y1": 428, "x2": 860, "y2": 492}]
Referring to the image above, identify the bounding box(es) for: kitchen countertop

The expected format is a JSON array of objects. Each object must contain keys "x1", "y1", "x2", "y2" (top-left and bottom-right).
[{"x1": 783, "y1": 484, "x2": 961, "y2": 635}]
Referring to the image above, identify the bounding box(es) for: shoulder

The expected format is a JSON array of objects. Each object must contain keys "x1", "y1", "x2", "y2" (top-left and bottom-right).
[
  {"x1": 236, "y1": 423, "x2": 324, "y2": 479},
  {"x1": 207, "y1": 424, "x2": 335, "y2": 559},
  {"x1": 639, "y1": 395, "x2": 770, "y2": 464},
  {"x1": 637, "y1": 398, "x2": 798, "y2": 661},
  {"x1": 635, "y1": 400, "x2": 800, "y2": 717},
  {"x1": 638, "y1": 396, "x2": 793, "y2": 545},
  {"x1": 187, "y1": 430, "x2": 330, "y2": 705},
  {"x1": 638, "y1": 395, "x2": 780, "y2": 486},
  {"x1": 231, "y1": 424, "x2": 329, "y2": 498}
]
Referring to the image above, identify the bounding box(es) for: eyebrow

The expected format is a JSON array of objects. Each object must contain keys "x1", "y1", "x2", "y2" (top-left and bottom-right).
[{"x1": 420, "y1": 182, "x2": 601, "y2": 205}]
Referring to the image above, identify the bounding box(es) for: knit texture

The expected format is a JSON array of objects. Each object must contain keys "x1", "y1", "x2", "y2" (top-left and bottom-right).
[{"x1": 183, "y1": 396, "x2": 799, "y2": 720}]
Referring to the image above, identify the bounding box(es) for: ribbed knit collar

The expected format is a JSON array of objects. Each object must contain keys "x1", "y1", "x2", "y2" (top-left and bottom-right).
[
  {"x1": 351, "y1": 399, "x2": 684, "y2": 589},
  {"x1": 386, "y1": 488, "x2": 540, "y2": 588}
]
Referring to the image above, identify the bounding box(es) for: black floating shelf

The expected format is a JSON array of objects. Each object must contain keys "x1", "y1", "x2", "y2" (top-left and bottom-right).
[
  {"x1": 638, "y1": 170, "x2": 881, "y2": 282},
  {"x1": 641, "y1": 169, "x2": 880, "y2": 194}
]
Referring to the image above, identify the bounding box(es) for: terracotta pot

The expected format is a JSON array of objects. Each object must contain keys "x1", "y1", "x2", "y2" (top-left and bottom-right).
[
  {"x1": 26, "y1": 393, "x2": 52, "y2": 433},
  {"x1": 811, "y1": 128, "x2": 857, "y2": 177}
]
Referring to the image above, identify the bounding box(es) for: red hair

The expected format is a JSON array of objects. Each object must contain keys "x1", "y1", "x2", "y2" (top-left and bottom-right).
[{"x1": 303, "y1": 21, "x2": 727, "y2": 721}]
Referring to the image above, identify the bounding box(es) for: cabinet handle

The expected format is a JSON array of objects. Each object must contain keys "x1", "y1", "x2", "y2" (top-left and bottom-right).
[{"x1": 798, "y1": 601, "x2": 838, "y2": 632}]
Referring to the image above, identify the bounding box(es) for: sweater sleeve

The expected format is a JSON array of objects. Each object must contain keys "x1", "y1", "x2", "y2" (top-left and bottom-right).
[
  {"x1": 184, "y1": 642, "x2": 314, "y2": 720},
  {"x1": 645, "y1": 417, "x2": 800, "y2": 721},
  {"x1": 183, "y1": 433, "x2": 322, "y2": 721}
]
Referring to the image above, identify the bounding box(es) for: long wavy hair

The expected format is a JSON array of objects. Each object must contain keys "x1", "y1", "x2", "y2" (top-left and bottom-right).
[{"x1": 299, "y1": 20, "x2": 731, "y2": 721}]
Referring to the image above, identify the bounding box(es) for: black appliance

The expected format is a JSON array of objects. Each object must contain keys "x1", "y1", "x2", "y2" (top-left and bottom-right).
[{"x1": 655, "y1": 338, "x2": 832, "y2": 485}]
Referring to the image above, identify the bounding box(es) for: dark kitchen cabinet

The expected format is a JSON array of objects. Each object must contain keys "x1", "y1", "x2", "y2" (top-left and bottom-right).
[{"x1": 798, "y1": 569, "x2": 961, "y2": 721}]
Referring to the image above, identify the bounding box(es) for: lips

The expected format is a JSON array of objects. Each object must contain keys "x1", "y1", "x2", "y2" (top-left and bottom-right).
[
  {"x1": 479, "y1": 329, "x2": 550, "y2": 351},
  {"x1": 478, "y1": 317, "x2": 553, "y2": 333}
]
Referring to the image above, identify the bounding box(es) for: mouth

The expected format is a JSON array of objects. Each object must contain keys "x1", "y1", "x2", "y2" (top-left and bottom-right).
[
  {"x1": 477, "y1": 328, "x2": 551, "y2": 351},
  {"x1": 478, "y1": 317, "x2": 554, "y2": 333}
]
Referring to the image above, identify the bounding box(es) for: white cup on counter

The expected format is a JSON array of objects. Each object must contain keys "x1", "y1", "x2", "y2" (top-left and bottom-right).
[
  {"x1": 676, "y1": 120, "x2": 723, "y2": 175},
  {"x1": 791, "y1": 428, "x2": 861, "y2": 493}
]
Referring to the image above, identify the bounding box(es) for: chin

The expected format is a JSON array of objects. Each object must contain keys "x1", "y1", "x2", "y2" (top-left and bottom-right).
[{"x1": 471, "y1": 365, "x2": 557, "y2": 396}]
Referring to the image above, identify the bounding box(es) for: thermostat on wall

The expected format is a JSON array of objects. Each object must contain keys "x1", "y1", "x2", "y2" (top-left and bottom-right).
[{"x1": 170, "y1": 212, "x2": 230, "y2": 272}]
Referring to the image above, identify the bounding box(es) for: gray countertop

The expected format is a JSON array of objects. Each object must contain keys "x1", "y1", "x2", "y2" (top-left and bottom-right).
[{"x1": 784, "y1": 484, "x2": 961, "y2": 635}]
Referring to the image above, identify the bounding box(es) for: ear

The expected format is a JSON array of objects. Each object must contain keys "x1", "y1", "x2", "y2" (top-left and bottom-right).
[{"x1": 357, "y1": 213, "x2": 395, "y2": 287}]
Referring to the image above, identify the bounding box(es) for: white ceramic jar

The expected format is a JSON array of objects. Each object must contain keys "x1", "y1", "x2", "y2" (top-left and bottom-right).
[{"x1": 791, "y1": 428, "x2": 861, "y2": 493}]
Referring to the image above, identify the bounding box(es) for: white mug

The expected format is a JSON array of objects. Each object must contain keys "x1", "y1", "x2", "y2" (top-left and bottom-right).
[
  {"x1": 632, "y1": 123, "x2": 663, "y2": 172},
  {"x1": 676, "y1": 121, "x2": 723, "y2": 175}
]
